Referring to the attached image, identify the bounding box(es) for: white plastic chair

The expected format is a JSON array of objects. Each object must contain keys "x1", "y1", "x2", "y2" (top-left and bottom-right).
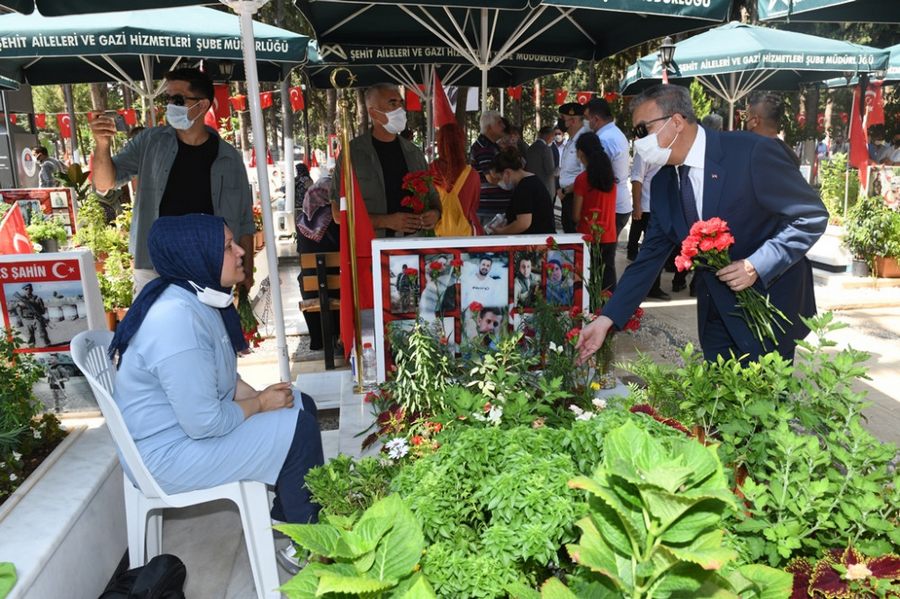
[{"x1": 71, "y1": 330, "x2": 282, "y2": 599}]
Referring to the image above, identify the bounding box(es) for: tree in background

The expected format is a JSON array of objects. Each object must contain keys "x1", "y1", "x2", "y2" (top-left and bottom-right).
[{"x1": 690, "y1": 81, "x2": 714, "y2": 121}]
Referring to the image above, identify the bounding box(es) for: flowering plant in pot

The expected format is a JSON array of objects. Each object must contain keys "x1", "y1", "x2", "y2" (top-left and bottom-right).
[
  {"x1": 25, "y1": 213, "x2": 67, "y2": 253},
  {"x1": 844, "y1": 194, "x2": 900, "y2": 277}
]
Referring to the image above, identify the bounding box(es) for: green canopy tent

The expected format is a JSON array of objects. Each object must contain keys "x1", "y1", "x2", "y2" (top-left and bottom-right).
[
  {"x1": 757, "y1": 0, "x2": 900, "y2": 23},
  {"x1": 825, "y1": 42, "x2": 900, "y2": 87},
  {"x1": 620, "y1": 22, "x2": 890, "y2": 130},
  {"x1": 296, "y1": 0, "x2": 732, "y2": 108},
  {"x1": 0, "y1": 1, "x2": 305, "y2": 381}
]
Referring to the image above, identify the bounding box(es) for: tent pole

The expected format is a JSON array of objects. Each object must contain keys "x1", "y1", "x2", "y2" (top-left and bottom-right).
[
  {"x1": 281, "y1": 76, "x2": 295, "y2": 216},
  {"x1": 729, "y1": 99, "x2": 735, "y2": 131},
  {"x1": 500, "y1": 88, "x2": 505, "y2": 117},
  {"x1": 425, "y1": 65, "x2": 435, "y2": 158},
  {"x1": 62, "y1": 84, "x2": 78, "y2": 164},
  {"x1": 481, "y1": 8, "x2": 489, "y2": 111},
  {"x1": 228, "y1": 0, "x2": 290, "y2": 382},
  {"x1": 141, "y1": 55, "x2": 156, "y2": 127}
]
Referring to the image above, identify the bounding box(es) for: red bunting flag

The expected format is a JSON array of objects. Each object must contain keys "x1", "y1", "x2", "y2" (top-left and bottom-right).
[
  {"x1": 796, "y1": 113, "x2": 806, "y2": 126},
  {"x1": 405, "y1": 87, "x2": 422, "y2": 112},
  {"x1": 0, "y1": 203, "x2": 34, "y2": 255},
  {"x1": 865, "y1": 81, "x2": 884, "y2": 126},
  {"x1": 506, "y1": 86, "x2": 523, "y2": 101},
  {"x1": 555, "y1": 89, "x2": 568, "y2": 105},
  {"x1": 122, "y1": 108, "x2": 137, "y2": 126},
  {"x1": 57, "y1": 113, "x2": 72, "y2": 137},
  {"x1": 840, "y1": 112, "x2": 849, "y2": 125},
  {"x1": 35, "y1": 113, "x2": 46, "y2": 129},
  {"x1": 603, "y1": 91, "x2": 619, "y2": 103},
  {"x1": 213, "y1": 84, "x2": 231, "y2": 129},
  {"x1": 8, "y1": 114, "x2": 16, "y2": 125},
  {"x1": 229, "y1": 95, "x2": 247, "y2": 111},
  {"x1": 259, "y1": 91, "x2": 273, "y2": 109},
  {"x1": 339, "y1": 164, "x2": 376, "y2": 360},
  {"x1": 288, "y1": 86, "x2": 305, "y2": 112},
  {"x1": 575, "y1": 92, "x2": 592, "y2": 105}
]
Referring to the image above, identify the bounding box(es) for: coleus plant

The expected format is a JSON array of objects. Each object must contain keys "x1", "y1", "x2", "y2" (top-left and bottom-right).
[
  {"x1": 787, "y1": 547, "x2": 900, "y2": 598},
  {"x1": 537, "y1": 421, "x2": 792, "y2": 598},
  {"x1": 276, "y1": 494, "x2": 435, "y2": 598}
]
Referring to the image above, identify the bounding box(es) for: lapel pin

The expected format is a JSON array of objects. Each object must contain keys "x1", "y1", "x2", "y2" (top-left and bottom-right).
[{"x1": 711, "y1": 173, "x2": 719, "y2": 180}]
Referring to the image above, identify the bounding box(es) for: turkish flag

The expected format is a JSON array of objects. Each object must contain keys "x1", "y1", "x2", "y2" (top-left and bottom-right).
[
  {"x1": 57, "y1": 113, "x2": 72, "y2": 137},
  {"x1": 865, "y1": 81, "x2": 884, "y2": 126},
  {"x1": 35, "y1": 113, "x2": 47, "y2": 128},
  {"x1": 604, "y1": 91, "x2": 619, "y2": 103},
  {"x1": 122, "y1": 108, "x2": 137, "y2": 126},
  {"x1": 555, "y1": 89, "x2": 568, "y2": 105},
  {"x1": 229, "y1": 95, "x2": 247, "y2": 111},
  {"x1": 0, "y1": 203, "x2": 34, "y2": 255},
  {"x1": 507, "y1": 86, "x2": 523, "y2": 101},
  {"x1": 575, "y1": 92, "x2": 592, "y2": 105},
  {"x1": 288, "y1": 86, "x2": 305, "y2": 112},
  {"x1": 405, "y1": 87, "x2": 422, "y2": 112},
  {"x1": 434, "y1": 72, "x2": 455, "y2": 129},
  {"x1": 204, "y1": 108, "x2": 219, "y2": 131},
  {"x1": 259, "y1": 91, "x2": 273, "y2": 109},
  {"x1": 213, "y1": 84, "x2": 231, "y2": 130},
  {"x1": 849, "y1": 87, "x2": 869, "y2": 187},
  {"x1": 338, "y1": 161, "x2": 375, "y2": 360},
  {"x1": 8, "y1": 114, "x2": 16, "y2": 125}
]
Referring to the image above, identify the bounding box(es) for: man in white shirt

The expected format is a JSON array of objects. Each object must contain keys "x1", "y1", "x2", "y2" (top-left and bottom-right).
[
  {"x1": 628, "y1": 153, "x2": 669, "y2": 300},
  {"x1": 584, "y1": 98, "x2": 632, "y2": 236},
  {"x1": 556, "y1": 103, "x2": 588, "y2": 233}
]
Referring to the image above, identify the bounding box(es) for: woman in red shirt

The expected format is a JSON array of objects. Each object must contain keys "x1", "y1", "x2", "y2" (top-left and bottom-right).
[
  {"x1": 572, "y1": 133, "x2": 618, "y2": 292},
  {"x1": 430, "y1": 123, "x2": 483, "y2": 235}
]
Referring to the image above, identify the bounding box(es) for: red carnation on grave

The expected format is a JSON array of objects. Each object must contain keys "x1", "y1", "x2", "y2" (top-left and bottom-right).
[
  {"x1": 565, "y1": 327, "x2": 581, "y2": 343},
  {"x1": 469, "y1": 301, "x2": 483, "y2": 313},
  {"x1": 429, "y1": 260, "x2": 444, "y2": 271},
  {"x1": 546, "y1": 235, "x2": 557, "y2": 248},
  {"x1": 450, "y1": 257, "x2": 463, "y2": 268}
]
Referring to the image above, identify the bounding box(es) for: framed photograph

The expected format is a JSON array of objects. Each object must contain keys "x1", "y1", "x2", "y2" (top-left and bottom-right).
[
  {"x1": 388, "y1": 254, "x2": 420, "y2": 315},
  {"x1": 372, "y1": 234, "x2": 587, "y2": 382},
  {"x1": 0, "y1": 187, "x2": 78, "y2": 236},
  {"x1": 0, "y1": 250, "x2": 106, "y2": 414},
  {"x1": 866, "y1": 166, "x2": 900, "y2": 210}
]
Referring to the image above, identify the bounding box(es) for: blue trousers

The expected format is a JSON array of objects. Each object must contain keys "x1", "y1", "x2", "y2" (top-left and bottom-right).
[{"x1": 270, "y1": 393, "x2": 324, "y2": 524}]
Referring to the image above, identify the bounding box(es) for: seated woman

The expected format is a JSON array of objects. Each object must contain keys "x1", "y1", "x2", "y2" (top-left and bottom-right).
[
  {"x1": 110, "y1": 214, "x2": 324, "y2": 568},
  {"x1": 487, "y1": 147, "x2": 555, "y2": 235},
  {"x1": 573, "y1": 133, "x2": 618, "y2": 292}
]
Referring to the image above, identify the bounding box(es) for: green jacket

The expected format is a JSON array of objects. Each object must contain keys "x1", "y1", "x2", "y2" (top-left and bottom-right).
[{"x1": 330, "y1": 131, "x2": 436, "y2": 235}]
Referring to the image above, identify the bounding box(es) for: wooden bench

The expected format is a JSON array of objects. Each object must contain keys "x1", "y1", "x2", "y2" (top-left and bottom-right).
[{"x1": 298, "y1": 252, "x2": 341, "y2": 370}]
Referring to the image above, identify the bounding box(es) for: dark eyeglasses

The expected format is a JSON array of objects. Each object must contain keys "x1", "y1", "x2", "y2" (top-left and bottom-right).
[
  {"x1": 160, "y1": 94, "x2": 205, "y2": 106},
  {"x1": 632, "y1": 115, "x2": 673, "y2": 139}
]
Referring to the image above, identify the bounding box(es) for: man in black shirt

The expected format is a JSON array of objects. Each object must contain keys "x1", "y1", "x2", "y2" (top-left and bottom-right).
[{"x1": 331, "y1": 83, "x2": 438, "y2": 237}]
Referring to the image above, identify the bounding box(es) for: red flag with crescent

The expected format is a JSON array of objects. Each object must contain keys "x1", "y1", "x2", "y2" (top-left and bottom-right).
[
  {"x1": 506, "y1": 86, "x2": 523, "y2": 101},
  {"x1": 229, "y1": 95, "x2": 247, "y2": 112},
  {"x1": 35, "y1": 113, "x2": 47, "y2": 129},
  {"x1": 575, "y1": 92, "x2": 592, "y2": 105},
  {"x1": 8, "y1": 114, "x2": 16, "y2": 125},
  {"x1": 213, "y1": 84, "x2": 231, "y2": 129},
  {"x1": 555, "y1": 89, "x2": 568, "y2": 105},
  {"x1": 0, "y1": 203, "x2": 34, "y2": 255},
  {"x1": 122, "y1": 108, "x2": 137, "y2": 126},
  {"x1": 57, "y1": 113, "x2": 72, "y2": 137},
  {"x1": 259, "y1": 91, "x2": 273, "y2": 109},
  {"x1": 865, "y1": 81, "x2": 884, "y2": 126},
  {"x1": 339, "y1": 163, "x2": 375, "y2": 360},
  {"x1": 849, "y1": 87, "x2": 869, "y2": 188},
  {"x1": 289, "y1": 86, "x2": 305, "y2": 112}
]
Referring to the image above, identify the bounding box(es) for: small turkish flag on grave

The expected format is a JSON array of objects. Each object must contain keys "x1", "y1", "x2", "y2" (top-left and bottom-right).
[{"x1": 0, "y1": 203, "x2": 33, "y2": 255}]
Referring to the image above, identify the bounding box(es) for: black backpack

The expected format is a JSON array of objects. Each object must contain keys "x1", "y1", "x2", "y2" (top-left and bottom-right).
[{"x1": 99, "y1": 554, "x2": 187, "y2": 599}]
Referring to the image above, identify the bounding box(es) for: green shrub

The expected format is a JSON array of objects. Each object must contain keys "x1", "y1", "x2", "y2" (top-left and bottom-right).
[
  {"x1": 304, "y1": 454, "x2": 396, "y2": 519},
  {"x1": 844, "y1": 194, "x2": 900, "y2": 269},
  {"x1": 818, "y1": 152, "x2": 859, "y2": 223}
]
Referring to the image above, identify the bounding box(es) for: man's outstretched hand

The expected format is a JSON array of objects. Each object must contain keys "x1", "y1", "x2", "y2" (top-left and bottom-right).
[{"x1": 575, "y1": 315, "x2": 615, "y2": 365}]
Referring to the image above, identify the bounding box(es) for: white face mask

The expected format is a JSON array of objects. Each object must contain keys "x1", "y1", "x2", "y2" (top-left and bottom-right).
[
  {"x1": 498, "y1": 178, "x2": 515, "y2": 191},
  {"x1": 188, "y1": 281, "x2": 233, "y2": 309},
  {"x1": 378, "y1": 107, "x2": 407, "y2": 135},
  {"x1": 633, "y1": 118, "x2": 678, "y2": 167},
  {"x1": 554, "y1": 134, "x2": 564, "y2": 143},
  {"x1": 582, "y1": 119, "x2": 591, "y2": 130},
  {"x1": 166, "y1": 103, "x2": 199, "y2": 130}
]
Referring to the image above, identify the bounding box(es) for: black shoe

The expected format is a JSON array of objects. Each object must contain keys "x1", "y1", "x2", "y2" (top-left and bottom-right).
[
  {"x1": 626, "y1": 252, "x2": 637, "y2": 261},
  {"x1": 689, "y1": 285, "x2": 697, "y2": 297},
  {"x1": 672, "y1": 282, "x2": 686, "y2": 293},
  {"x1": 646, "y1": 289, "x2": 671, "y2": 301}
]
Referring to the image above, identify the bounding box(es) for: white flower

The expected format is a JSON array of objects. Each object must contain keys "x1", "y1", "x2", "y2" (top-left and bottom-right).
[
  {"x1": 592, "y1": 398, "x2": 608, "y2": 410},
  {"x1": 33, "y1": 429, "x2": 41, "y2": 439},
  {"x1": 0, "y1": 462, "x2": 5, "y2": 470},
  {"x1": 576, "y1": 412, "x2": 595, "y2": 421},
  {"x1": 568, "y1": 404, "x2": 585, "y2": 416},
  {"x1": 384, "y1": 438, "x2": 409, "y2": 460},
  {"x1": 12, "y1": 451, "x2": 22, "y2": 461},
  {"x1": 9, "y1": 473, "x2": 17, "y2": 482},
  {"x1": 486, "y1": 405, "x2": 503, "y2": 425},
  {"x1": 548, "y1": 342, "x2": 563, "y2": 354}
]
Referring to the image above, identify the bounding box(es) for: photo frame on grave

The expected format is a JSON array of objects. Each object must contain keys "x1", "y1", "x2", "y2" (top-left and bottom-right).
[
  {"x1": 372, "y1": 234, "x2": 588, "y2": 383},
  {"x1": 0, "y1": 187, "x2": 79, "y2": 238}
]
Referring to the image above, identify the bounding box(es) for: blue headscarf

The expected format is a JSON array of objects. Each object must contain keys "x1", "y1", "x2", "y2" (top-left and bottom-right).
[{"x1": 109, "y1": 214, "x2": 248, "y2": 361}]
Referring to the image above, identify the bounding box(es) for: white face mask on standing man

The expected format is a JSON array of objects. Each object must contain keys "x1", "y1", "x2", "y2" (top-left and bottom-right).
[
  {"x1": 376, "y1": 107, "x2": 408, "y2": 135},
  {"x1": 633, "y1": 116, "x2": 678, "y2": 167}
]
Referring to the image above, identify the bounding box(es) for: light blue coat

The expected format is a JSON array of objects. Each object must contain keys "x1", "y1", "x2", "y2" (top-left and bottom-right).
[{"x1": 113, "y1": 286, "x2": 298, "y2": 494}]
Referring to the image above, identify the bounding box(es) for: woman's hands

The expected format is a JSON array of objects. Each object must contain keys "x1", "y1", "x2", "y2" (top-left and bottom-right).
[{"x1": 257, "y1": 382, "x2": 294, "y2": 412}]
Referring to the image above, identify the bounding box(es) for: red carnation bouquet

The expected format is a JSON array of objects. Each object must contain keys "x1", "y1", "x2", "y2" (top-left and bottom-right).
[
  {"x1": 675, "y1": 217, "x2": 790, "y2": 346},
  {"x1": 401, "y1": 170, "x2": 436, "y2": 237},
  {"x1": 236, "y1": 286, "x2": 263, "y2": 352}
]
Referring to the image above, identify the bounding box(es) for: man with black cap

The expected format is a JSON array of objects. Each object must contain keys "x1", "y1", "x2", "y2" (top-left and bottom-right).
[{"x1": 556, "y1": 102, "x2": 589, "y2": 233}]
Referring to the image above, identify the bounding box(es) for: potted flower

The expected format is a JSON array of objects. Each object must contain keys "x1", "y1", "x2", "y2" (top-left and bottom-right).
[
  {"x1": 26, "y1": 213, "x2": 68, "y2": 253},
  {"x1": 844, "y1": 194, "x2": 900, "y2": 278},
  {"x1": 98, "y1": 248, "x2": 133, "y2": 329},
  {"x1": 72, "y1": 197, "x2": 130, "y2": 271}
]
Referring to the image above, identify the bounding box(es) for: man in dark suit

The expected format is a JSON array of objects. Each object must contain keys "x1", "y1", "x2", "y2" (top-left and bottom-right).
[
  {"x1": 576, "y1": 84, "x2": 827, "y2": 364},
  {"x1": 525, "y1": 126, "x2": 556, "y2": 197}
]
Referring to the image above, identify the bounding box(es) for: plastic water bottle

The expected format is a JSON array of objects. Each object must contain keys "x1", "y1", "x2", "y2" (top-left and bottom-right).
[{"x1": 362, "y1": 342, "x2": 377, "y2": 388}]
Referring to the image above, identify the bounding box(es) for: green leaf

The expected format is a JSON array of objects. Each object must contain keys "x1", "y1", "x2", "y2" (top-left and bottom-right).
[
  {"x1": 566, "y1": 517, "x2": 624, "y2": 590},
  {"x1": 641, "y1": 488, "x2": 706, "y2": 532},
  {"x1": 370, "y1": 499, "x2": 424, "y2": 582},
  {"x1": 341, "y1": 516, "x2": 393, "y2": 556},
  {"x1": 278, "y1": 563, "x2": 324, "y2": 599},
  {"x1": 725, "y1": 564, "x2": 793, "y2": 599},
  {"x1": 664, "y1": 530, "x2": 737, "y2": 571},
  {"x1": 660, "y1": 500, "x2": 727, "y2": 544},
  {"x1": 539, "y1": 578, "x2": 580, "y2": 599},
  {"x1": 648, "y1": 562, "x2": 727, "y2": 597},
  {"x1": 602, "y1": 421, "x2": 646, "y2": 471},
  {"x1": 390, "y1": 572, "x2": 437, "y2": 599},
  {"x1": 316, "y1": 572, "x2": 395, "y2": 595},
  {"x1": 276, "y1": 524, "x2": 342, "y2": 558},
  {"x1": 640, "y1": 463, "x2": 695, "y2": 493},
  {"x1": 506, "y1": 581, "x2": 542, "y2": 599}
]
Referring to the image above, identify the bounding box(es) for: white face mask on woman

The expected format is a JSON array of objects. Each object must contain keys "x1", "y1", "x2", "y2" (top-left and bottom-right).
[
  {"x1": 376, "y1": 107, "x2": 408, "y2": 135},
  {"x1": 188, "y1": 281, "x2": 234, "y2": 308},
  {"x1": 633, "y1": 117, "x2": 678, "y2": 167}
]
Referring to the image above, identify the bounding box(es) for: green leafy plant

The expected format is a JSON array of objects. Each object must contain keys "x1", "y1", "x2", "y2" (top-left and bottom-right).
[
  {"x1": 844, "y1": 194, "x2": 900, "y2": 270},
  {"x1": 818, "y1": 152, "x2": 859, "y2": 223},
  {"x1": 304, "y1": 454, "x2": 397, "y2": 518},
  {"x1": 557, "y1": 421, "x2": 792, "y2": 598},
  {"x1": 53, "y1": 163, "x2": 92, "y2": 206},
  {"x1": 98, "y1": 247, "x2": 133, "y2": 312},
  {"x1": 276, "y1": 494, "x2": 435, "y2": 598},
  {"x1": 72, "y1": 195, "x2": 130, "y2": 260},
  {"x1": 26, "y1": 213, "x2": 67, "y2": 246},
  {"x1": 386, "y1": 320, "x2": 454, "y2": 416}
]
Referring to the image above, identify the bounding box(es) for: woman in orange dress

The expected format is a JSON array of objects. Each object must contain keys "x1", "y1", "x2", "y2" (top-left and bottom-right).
[{"x1": 572, "y1": 133, "x2": 618, "y2": 291}]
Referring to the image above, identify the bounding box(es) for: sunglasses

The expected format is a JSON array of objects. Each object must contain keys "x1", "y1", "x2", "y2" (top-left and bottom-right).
[
  {"x1": 160, "y1": 94, "x2": 205, "y2": 106},
  {"x1": 632, "y1": 115, "x2": 672, "y2": 139}
]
